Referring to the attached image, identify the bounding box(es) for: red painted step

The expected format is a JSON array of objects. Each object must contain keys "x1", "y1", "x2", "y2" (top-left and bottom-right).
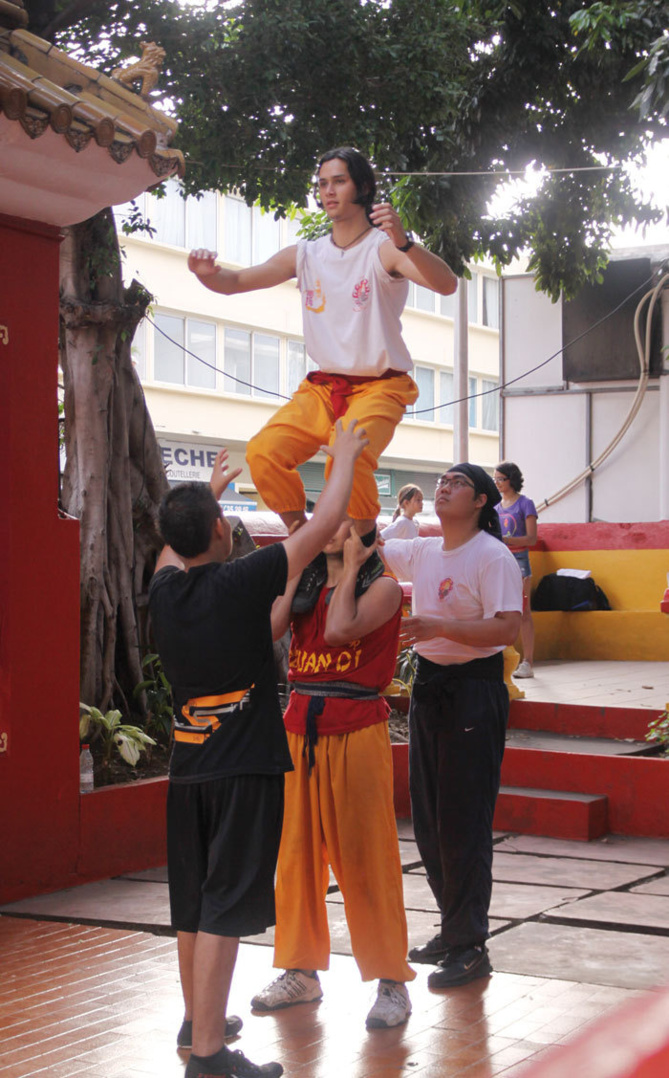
[
  {"x1": 495, "y1": 786, "x2": 609, "y2": 841},
  {"x1": 509, "y1": 699, "x2": 655, "y2": 742}
]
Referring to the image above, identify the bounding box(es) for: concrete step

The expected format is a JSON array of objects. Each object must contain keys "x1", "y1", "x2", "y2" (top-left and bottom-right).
[
  {"x1": 509, "y1": 699, "x2": 657, "y2": 742},
  {"x1": 506, "y1": 728, "x2": 650, "y2": 756},
  {"x1": 495, "y1": 786, "x2": 609, "y2": 841}
]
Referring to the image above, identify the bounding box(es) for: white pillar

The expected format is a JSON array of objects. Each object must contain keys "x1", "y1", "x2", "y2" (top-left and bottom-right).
[
  {"x1": 659, "y1": 287, "x2": 669, "y2": 520},
  {"x1": 453, "y1": 277, "x2": 469, "y2": 462}
]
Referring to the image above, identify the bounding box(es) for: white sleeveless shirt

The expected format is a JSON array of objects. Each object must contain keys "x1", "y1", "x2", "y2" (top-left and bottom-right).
[{"x1": 296, "y1": 228, "x2": 412, "y2": 377}]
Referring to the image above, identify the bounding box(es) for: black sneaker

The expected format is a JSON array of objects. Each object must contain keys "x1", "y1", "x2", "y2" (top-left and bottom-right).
[
  {"x1": 354, "y1": 550, "x2": 385, "y2": 598},
  {"x1": 292, "y1": 553, "x2": 327, "y2": 614},
  {"x1": 408, "y1": 934, "x2": 450, "y2": 965},
  {"x1": 185, "y1": 1044, "x2": 283, "y2": 1078},
  {"x1": 177, "y1": 1015, "x2": 243, "y2": 1049},
  {"x1": 427, "y1": 944, "x2": 492, "y2": 989}
]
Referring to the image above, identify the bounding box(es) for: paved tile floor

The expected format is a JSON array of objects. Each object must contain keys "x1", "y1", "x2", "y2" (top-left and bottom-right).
[
  {"x1": 515, "y1": 660, "x2": 669, "y2": 711},
  {"x1": 2, "y1": 661, "x2": 669, "y2": 1075},
  {"x1": 0, "y1": 916, "x2": 649, "y2": 1078}
]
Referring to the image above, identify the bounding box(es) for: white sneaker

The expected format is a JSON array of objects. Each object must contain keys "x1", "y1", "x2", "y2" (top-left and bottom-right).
[
  {"x1": 366, "y1": 980, "x2": 411, "y2": 1029},
  {"x1": 251, "y1": 969, "x2": 323, "y2": 1011},
  {"x1": 513, "y1": 661, "x2": 534, "y2": 679}
]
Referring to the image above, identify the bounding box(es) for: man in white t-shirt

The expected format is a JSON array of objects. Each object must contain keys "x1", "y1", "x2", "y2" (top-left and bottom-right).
[
  {"x1": 188, "y1": 147, "x2": 456, "y2": 606},
  {"x1": 381, "y1": 464, "x2": 522, "y2": 989}
]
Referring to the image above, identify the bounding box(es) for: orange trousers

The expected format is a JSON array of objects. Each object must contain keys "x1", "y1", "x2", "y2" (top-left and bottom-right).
[
  {"x1": 246, "y1": 372, "x2": 418, "y2": 521},
  {"x1": 273, "y1": 723, "x2": 415, "y2": 983}
]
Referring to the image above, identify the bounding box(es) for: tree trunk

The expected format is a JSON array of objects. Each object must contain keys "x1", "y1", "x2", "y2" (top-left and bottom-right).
[{"x1": 60, "y1": 209, "x2": 168, "y2": 713}]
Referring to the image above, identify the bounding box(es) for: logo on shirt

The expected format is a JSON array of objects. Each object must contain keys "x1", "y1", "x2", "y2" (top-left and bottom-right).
[
  {"x1": 500, "y1": 513, "x2": 517, "y2": 536},
  {"x1": 438, "y1": 577, "x2": 454, "y2": 600},
  {"x1": 352, "y1": 277, "x2": 371, "y2": 312},
  {"x1": 305, "y1": 278, "x2": 326, "y2": 313}
]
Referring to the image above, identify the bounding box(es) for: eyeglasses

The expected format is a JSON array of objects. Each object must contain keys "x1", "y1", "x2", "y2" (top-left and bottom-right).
[
  {"x1": 493, "y1": 475, "x2": 510, "y2": 484},
  {"x1": 436, "y1": 475, "x2": 475, "y2": 492}
]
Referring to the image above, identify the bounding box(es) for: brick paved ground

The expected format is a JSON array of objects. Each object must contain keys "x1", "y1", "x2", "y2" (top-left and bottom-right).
[{"x1": 0, "y1": 916, "x2": 648, "y2": 1078}]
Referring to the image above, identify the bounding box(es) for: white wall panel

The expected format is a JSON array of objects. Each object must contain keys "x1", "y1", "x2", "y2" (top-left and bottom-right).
[
  {"x1": 502, "y1": 276, "x2": 563, "y2": 389},
  {"x1": 503, "y1": 393, "x2": 589, "y2": 522}
]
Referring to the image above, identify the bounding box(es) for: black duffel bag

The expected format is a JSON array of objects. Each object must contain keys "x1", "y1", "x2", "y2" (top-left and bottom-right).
[{"x1": 532, "y1": 573, "x2": 611, "y2": 612}]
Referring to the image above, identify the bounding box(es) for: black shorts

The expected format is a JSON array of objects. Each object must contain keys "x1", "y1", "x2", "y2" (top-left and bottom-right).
[{"x1": 167, "y1": 773, "x2": 284, "y2": 937}]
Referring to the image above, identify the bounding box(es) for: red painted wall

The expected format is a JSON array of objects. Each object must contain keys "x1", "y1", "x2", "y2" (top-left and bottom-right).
[
  {"x1": 0, "y1": 215, "x2": 82, "y2": 902},
  {"x1": 501, "y1": 747, "x2": 669, "y2": 837}
]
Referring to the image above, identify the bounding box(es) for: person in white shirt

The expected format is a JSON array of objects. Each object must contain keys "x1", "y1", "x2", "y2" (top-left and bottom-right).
[
  {"x1": 381, "y1": 464, "x2": 522, "y2": 990},
  {"x1": 381, "y1": 484, "x2": 424, "y2": 540},
  {"x1": 188, "y1": 147, "x2": 456, "y2": 607}
]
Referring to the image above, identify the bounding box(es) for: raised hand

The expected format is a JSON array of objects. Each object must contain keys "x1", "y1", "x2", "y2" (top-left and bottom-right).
[
  {"x1": 188, "y1": 248, "x2": 219, "y2": 278},
  {"x1": 342, "y1": 525, "x2": 374, "y2": 574},
  {"x1": 321, "y1": 418, "x2": 369, "y2": 463},
  {"x1": 209, "y1": 448, "x2": 243, "y2": 501},
  {"x1": 369, "y1": 202, "x2": 410, "y2": 248}
]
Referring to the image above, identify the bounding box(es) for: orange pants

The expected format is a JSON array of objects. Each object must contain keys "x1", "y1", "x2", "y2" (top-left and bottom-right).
[
  {"x1": 274, "y1": 723, "x2": 415, "y2": 983},
  {"x1": 246, "y1": 372, "x2": 418, "y2": 521}
]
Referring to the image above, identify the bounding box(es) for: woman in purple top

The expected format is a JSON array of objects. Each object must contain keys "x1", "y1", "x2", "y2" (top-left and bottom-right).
[{"x1": 494, "y1": 462, "x2": 537, "y2": 679}]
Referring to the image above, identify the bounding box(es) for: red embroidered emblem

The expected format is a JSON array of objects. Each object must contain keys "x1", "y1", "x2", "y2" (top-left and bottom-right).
[
  {"x1": 352, "y1": 277, "x2": 370, "y2": 312},
  {"x1": 438, "y1": 577, "x2": 454, "y2": 600}
]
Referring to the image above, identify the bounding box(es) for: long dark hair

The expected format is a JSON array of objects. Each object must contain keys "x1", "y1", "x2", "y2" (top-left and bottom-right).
[{"x1": 315, "y1": 147, "x2": 377, "y2": 216}]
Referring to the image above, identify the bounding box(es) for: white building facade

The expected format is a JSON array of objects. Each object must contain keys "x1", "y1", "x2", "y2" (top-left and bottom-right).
[{"x1": 117, "y1": 181, "x2": 502, "y2": 512}]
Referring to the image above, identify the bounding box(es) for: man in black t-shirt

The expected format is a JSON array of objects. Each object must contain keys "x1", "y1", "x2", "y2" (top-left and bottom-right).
[{"x1": 149, "y1": 420, "x2": 367, "y2": 1078}]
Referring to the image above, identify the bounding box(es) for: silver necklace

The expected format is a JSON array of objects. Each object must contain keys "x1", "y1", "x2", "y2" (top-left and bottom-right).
[{"x1": 330, "y1": 225, "x2": 373, "y2": 256}]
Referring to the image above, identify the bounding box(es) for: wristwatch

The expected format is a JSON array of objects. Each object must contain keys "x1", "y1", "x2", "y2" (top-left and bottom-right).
[{"x1": 396, "y1": 237, "x2": 414, "y2": 252}]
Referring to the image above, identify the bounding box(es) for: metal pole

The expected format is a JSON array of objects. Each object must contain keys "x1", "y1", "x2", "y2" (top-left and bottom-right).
[
  {"x1": 453, "y1": 276, "x2": 469, "y2": 462},
  {"x1": 659, "y1": 287, "x2": 669, "y2": 520}
]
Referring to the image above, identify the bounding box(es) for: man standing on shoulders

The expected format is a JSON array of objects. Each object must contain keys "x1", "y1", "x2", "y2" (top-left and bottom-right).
[
  {"x1": 149, "y1": 420, "x2": 368, "y2": 1078},
  {"x1": 251, "y1": 521, "x2": 415, "y2": 1028},
  {"x1": 188, "y1": 146, "x2": 456, "y2": 606},
  {"x1": 380, "y1": 465, "x2": 522, "y2": 989}
]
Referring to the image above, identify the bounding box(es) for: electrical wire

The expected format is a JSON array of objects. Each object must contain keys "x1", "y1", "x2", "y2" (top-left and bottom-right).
[
  {"x1": 535, "y1": 272, "x2": 669, "y2": 513},
  {"x1": 145, "y1": 273, "x2": 657, "y2": 418}
]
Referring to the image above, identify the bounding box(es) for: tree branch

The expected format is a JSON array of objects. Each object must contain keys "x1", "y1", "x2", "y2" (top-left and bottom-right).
[{"x1": 42, "y1": 0, "x2": 105, "y2": 40}]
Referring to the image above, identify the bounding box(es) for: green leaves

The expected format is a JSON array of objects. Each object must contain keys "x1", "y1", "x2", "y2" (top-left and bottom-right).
[
  {"x1": 44, "y1": 0, "x2": 669, "y2": 299},
  {"x1": 80, "y1": 702, "x2": 156, "y2": 768}
]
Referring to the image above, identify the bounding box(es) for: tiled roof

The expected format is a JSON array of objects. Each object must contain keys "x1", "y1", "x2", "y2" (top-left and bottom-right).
[{"x1": 0, "y1": 27, "x2": 184, "y2": 180}]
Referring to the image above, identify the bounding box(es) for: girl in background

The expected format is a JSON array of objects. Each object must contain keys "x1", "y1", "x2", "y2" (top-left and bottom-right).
[
  {"x1": 380, "y1": 484, "x2": 424, "y2": 540},
  {"x1": 494, "y1": 462, "x2": 537, "y2": 678}
]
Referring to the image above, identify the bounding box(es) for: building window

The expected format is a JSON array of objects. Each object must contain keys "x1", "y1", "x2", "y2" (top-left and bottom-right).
[
  {"x1": 142, "y1": 179, "x2": 217, "y2": 250},
  {"x1": 154, "y1": 314, "x2": 216, "y2": 388},
  {"x1": 223, "y1": 329, "x2": 280, "y2": 399},
  {"x1": 481, "y1": 378, "x2": 500, "y2": 431},
  {"x1": 468, "y1": 375, "x2": 477, "y2": 428},
  {"x1": 224, "y1": 196, "x2": 282, "y2": 266},
  {"x1": 439, "y1": 290, "x2": 456, "y2": 319},
  {"x1": 415, "y1": 285, "x2": 436, "y2": 313},
  {"x1": 482, "y1": 276, "x2": 499, "y2": 329},
  {"x1": 286, "y1": 340, "x2": 317, "y2": 395},
  {"x1": 439, "y1": 370, "x2": 455, "y2": 425},
  {"x1": 410, "y1": 365, "x2": 436, "y2": 421}
]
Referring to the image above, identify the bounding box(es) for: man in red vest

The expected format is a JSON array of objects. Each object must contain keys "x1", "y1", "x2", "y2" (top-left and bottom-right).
[{"x1": 251, "y1": 521, "x2": 415, "y2": 1028}]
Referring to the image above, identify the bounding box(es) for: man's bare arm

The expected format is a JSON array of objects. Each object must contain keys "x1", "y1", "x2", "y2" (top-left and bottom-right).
[
  {"x1": 188, "y1": 245, "x2": 297, "y2": 295},
  {"x1": 400, "y1": 610, "x2": 521, "y2": 649},
  {"x1": 282, "y1": 420, "x2": 368, "y2": 582},
  {"x1": 324, "y1": 528, "x2": 402, "y2": 644},
  {"x1": 370, "y1": 203, "x2": 457, "y2": 296}
]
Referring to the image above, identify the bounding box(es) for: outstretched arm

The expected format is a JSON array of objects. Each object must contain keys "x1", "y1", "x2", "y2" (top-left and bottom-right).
[
  {"x1": 372, "y1": 203, "x2": 457, "y2": 296},
  {"x1": 324, "y1": 528, "x2": 402, "y2": 645},
  {"x1": 188, "y1": 245, "x2": 297, "y2": 295}
]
